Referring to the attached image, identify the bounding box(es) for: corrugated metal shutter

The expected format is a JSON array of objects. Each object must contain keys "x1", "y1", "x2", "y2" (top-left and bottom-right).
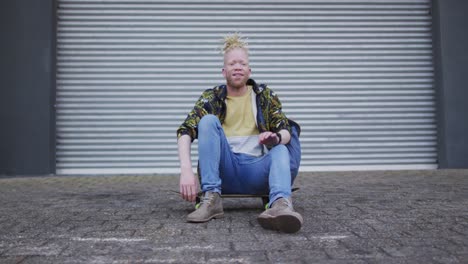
[{"x1": 56, "y1": 0, "x2": 436, "y2": 175}]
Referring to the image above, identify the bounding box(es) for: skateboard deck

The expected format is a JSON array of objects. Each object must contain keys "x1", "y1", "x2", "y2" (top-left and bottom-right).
[
  {"x1": 214, "y1": 187, "x2": 299, "y2": 198},
  {"x1": 170, "y1": 188, "x2": 299, "y2": 198},
  {"x1": 170, "y1": 188, "x2": 299, "y2": 209}
]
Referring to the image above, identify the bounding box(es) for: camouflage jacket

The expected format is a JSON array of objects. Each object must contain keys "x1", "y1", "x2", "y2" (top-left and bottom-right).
[{"x1": 177, "y1": 79, "x2": 290, "y2": 141}]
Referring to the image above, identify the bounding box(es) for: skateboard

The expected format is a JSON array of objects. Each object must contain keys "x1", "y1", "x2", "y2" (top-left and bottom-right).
[{"x1": 170, "y1": 188, "x2": 299, "y2": 209}]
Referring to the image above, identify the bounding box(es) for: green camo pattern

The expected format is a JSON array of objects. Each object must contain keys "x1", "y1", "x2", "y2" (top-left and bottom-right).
[{"x1": 177, "y1": 79, "x2": 290, "y2": 142}]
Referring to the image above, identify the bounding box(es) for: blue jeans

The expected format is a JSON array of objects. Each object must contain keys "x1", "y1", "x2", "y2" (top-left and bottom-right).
[{"x1": 197, "y1": 114, "x2": 296, "y2": 205}]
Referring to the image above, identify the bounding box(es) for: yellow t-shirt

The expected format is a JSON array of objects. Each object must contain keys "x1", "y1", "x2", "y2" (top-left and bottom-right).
[{"x1": 222, "y1": 86, "x2": 263, "y2": 156}]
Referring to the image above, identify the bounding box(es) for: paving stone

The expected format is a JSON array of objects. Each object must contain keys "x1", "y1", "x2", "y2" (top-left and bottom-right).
[
  {"x1": 0, "y1": 170, "x2": 466, "y2": 263},
  {"x1": 0, "y1": 256, "x2": 27, "y2": 264},
  {"x1": 324, "y1": 246, "x2": 388, "y2": 260},
  {"x1": 4, "y1": 243, "x2": 66, "y2": 257},
  {"x1": 339, "y1": 238, "x2": 402, "y2": 252},
  {"x1": 206, "y1": 250, "x2": 269, "y2": 263},
  {"x1": 232, "y1": 241, "x2": 296, "y2": 252},
  {"x1": 447, "y1": 235, "x2": 468, "y2": 247},
  {"x1": 301, "y1": 220, "x2": 349, "y2": 234},
  {"x1": 254, "y1": 231, "x2": 308, "y2": 242},
  {"x1": 293, "y1": 235, "x2": 351, "y2": 250},
  {"x1": 381, "y1": 245, "x2": 452, "y2": 258},
  {"x1": 134, "y1": 224, "x2": 183, "y2": 240},
  {"x1": 267, "y1": 249, "x2": 329, "y2": 263}
]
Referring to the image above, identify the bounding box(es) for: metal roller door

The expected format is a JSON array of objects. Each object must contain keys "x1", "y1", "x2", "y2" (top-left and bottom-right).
[{"x1": 56, "y1": 0, "x2": 437, "y2": 175}]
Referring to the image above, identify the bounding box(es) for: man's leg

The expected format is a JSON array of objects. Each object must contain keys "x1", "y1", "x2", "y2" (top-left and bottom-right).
[
  {"x1": 227, "y1": 145, "x2": 293, "y2": 200},
  {"x1": 197, "y1": 114, "x2": 235, "y2": 193},
  {"x1": 257, "y1": 145, "x2": 303, "y2": 233},
  {"x1": 267, "y1": 145, "x2": 293, "y2": 204},
  {"x1": 216, "y1": 144, "x2": 294, "y2": 198},
  {"x1": 218, "y1": 145, "x2": 303, "y2": 233},
  {"x1": 187, "y1": 114, "x2": 232, "y2": 222}
]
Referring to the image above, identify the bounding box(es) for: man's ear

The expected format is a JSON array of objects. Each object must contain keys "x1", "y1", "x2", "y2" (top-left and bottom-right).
[{"x1": 222, "y1": 68, "x2": 226, "y2": 78}]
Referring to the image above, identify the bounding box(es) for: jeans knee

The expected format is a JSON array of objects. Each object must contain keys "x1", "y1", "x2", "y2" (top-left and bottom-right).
[
  {"x1": 199, "y1": 115, "x2": 220, "y2": 131},
  {"x1": 271, "y1": 144, "x2": 288, "y2": 155},
  {"x1": 270, "y1": 144, "x2": 290, "y2": 163}
]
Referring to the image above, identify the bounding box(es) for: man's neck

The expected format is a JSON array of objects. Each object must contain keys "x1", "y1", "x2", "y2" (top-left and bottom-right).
[{"x1": 227, "y1": 85, "x2": 248, "y2": 97}]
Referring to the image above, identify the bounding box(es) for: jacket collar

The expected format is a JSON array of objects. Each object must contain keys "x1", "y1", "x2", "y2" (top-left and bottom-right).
[{"x1": 214, "y1": 79, "x2": 263, "y2": 100}]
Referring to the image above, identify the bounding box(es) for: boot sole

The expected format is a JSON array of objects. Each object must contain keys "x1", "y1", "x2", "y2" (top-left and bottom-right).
[
  {"x1": 187, "y1": 212, "x2": 224, "y2": 223},
  {"x1": 257, "y1": 213, "x2": 302, "y2": 233}
]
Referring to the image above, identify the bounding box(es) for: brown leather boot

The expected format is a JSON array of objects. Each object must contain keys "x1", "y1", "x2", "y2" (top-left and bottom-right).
[
  {"x1": 187, "y1": 192, "x2": 224, "y2": 223},
  {"x1": 257, "y1": 197, "x2": 303, "y2": 233}
]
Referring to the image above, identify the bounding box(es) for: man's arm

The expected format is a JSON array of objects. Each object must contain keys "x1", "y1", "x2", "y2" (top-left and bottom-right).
[
  {"x1": 177, "y1": 89, "x2": 213, "y2": 141},
  {"x1": 258, "y1": 87, "x2": 291, "y2": 145},
  {"x1": 277, "y1": 129, "x2": 291, "y2": 145},
  {"x1": 178, "y1": 134, "x2": 199, "y2": 202}
]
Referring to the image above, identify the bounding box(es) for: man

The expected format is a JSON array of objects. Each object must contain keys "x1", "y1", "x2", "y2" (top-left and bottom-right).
[{"x1": 177, "y1": 33, "x2": 303, "y2": 233}]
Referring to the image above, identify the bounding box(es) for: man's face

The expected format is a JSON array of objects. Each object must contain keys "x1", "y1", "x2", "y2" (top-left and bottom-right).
[{"x1": 222, "y1": 48, "x2": 251, "y2": 89}]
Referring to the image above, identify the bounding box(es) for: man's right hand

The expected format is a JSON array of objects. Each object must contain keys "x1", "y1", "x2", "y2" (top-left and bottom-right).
[
  {"x1": 177, "y1": 135, "x2": 198, "y2": 202},
  {"x1": 179, "y1": 168, "x2": 199, "y2": 202}
]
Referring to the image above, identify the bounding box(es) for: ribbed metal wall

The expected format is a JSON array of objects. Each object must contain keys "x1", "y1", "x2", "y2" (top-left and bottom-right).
[{"x1": 56, "y1": 0, "x2": 437, "y2": 175}]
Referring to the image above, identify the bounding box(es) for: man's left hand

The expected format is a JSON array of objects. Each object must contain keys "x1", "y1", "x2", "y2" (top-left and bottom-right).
[{"x1": 259, "y1": 131, "x2": 280, "y2": 146}]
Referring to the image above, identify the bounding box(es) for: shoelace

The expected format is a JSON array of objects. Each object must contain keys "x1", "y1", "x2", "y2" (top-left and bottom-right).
[
  {"x1": 195, "y1": 192, "x2": 216, "y2": 209},
  {"x1": 199, "y1": 193, "x2": 215, "y2": 206},
  {"x1": 271, "y1": 198, "x2": 293, "y2": 210}
]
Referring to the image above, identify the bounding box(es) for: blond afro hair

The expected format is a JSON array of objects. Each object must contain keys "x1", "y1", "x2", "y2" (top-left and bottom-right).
[{"x1": 221, "y1": 32, "x2": 249, "y2": 54}]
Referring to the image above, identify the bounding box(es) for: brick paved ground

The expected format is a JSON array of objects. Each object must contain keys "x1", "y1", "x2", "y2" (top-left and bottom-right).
[{"x1": 0, "y1": 170, "x2": 467, "y2": 263}]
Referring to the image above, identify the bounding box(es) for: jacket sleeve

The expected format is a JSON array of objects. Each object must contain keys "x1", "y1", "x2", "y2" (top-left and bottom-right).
[
  {"x1": 266, "y1": 87, "x2": 290, "y2": 133},
  {"x1": 176, "y1": 90, "x2": 212, "y2": 141}
]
